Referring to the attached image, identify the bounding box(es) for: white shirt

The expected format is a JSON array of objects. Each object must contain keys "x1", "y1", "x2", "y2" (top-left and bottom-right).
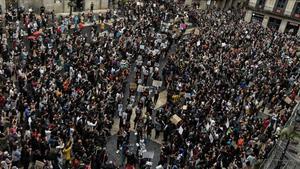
[{"x1": 87, "y1": 121, "x2": 97, "y2": 131}]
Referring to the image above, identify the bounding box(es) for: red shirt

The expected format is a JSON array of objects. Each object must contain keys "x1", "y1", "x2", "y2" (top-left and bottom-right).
[
  {"x1": 263, "y1": 119, "x2": 270, "y2": 129},
  {"x1": 0, "y1": 95, "x2": 5, "y2": 107},
  {"x1": 125, "y1": 164, "x2": 135, "y2": 169}
]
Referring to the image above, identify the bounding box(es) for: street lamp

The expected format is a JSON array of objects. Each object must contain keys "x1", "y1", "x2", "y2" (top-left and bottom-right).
[{"x1": 68, "y1": 0, "x2": 76, "y2": 16}]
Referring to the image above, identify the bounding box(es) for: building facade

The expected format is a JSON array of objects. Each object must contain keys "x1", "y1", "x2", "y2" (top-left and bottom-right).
[
  {"x1": 0, "y1": 0, "x2": 109, "y2": 14},
  {"x1": 185, "y1": 0, "x2": 247, "y2": 10},
  {"x1": 245, "y1": 0, "x2": 300, "y2": 35}
]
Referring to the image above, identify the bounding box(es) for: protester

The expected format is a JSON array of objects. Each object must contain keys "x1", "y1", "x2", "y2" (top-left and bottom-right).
[{"x1": 0, "y1": 0, "x2": 299, "y2": 169}]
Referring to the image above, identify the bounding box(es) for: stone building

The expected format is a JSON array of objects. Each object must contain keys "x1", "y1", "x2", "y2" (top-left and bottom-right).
[
  {"x1": 185, "y1": 0, "x2": 247, "y2": 10},
  {"x1": 244, "y1": 0, "x2": 300, "y2": 35},
  {"x1": 0, "y1": 0, "x2": 109, "y2": 14}
]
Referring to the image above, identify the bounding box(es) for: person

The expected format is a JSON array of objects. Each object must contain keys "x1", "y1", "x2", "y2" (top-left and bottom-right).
[
  {"x1": 154, "y1": 118, "x2": 162, "y2": 139},
  {"x1": 40, "y1": 6, "x2": 45, "y2": 15},
  {"x1": 0, "y1": 1, "x2": 298, "y2": 168},
  {"x1": 20, "y1": 145, "x2": 30, "y2": 169},
  {"x1": 90, "y1": 2, "x2": 94, "y2": 13},
  {"x1": 116, "y1": 128, "x2": 125, "y2": 154},
  {"x1": 62, "y1": 140, "x2": 72, "y2": 168},
  {"x1": 11, "y1": 145, "x2": 21, "y2": 168}
]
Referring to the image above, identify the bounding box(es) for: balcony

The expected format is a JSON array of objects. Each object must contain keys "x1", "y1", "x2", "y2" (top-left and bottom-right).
[
  {"x1": 263, "y1": 5, "x2": 274, "y2": 12},
  {"x1": 249, "y1": 1, "x2": 257, "y2": 8},
  {"x1": 292, "y1": 2, "x2": 300, "y2": 19},
  {"x1": 273, "y1": 7, "x2": 285, "y2": 14},
  {"x1": 257, "y1": 4, "x2": 265, "y2": 9}
]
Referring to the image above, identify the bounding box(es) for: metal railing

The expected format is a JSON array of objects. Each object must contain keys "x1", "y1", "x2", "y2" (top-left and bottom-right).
[{"x1": 260, "y1": 102, "x2": 300, "y2": 169}]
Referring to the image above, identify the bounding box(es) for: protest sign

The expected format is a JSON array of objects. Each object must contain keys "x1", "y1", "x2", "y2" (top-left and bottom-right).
[
  {"x1": 155, "y1": 90, "x2": 167, "y2": 109},
  {"x1": 152, "y1": 80, "x2": 163, "y2": 87},
  {"x1": 137, "y1": 85, "x2": 145, "y2": 92},
  {"x1": 284, "y1": 96, "x2": 292, "y2": 105},
  {"x1": 170, "y1": 114, "x2": 182, "y2": 125}
]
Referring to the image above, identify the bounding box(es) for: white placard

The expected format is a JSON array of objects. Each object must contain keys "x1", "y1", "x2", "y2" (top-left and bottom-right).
[
  {"x1": 152, "y1": 80, "x2": 163, "y2": 87},
  {"x1": 137, "y1": 85, "x2": 144, "y2": 92},
  {"x1": 184, "y1": 93, "x2": 191, "y2": 98},
  {"x1": 178, "y1": 126, "x2": 183, "y2": 135}
]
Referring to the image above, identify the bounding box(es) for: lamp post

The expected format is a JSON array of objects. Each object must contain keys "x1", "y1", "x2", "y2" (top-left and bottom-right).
[{"x1": 68, "y1": 0, "x2": 75, "y2": 16}]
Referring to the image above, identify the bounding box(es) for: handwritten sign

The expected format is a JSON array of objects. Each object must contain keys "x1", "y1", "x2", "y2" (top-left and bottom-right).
[
  {"x1": 170, "y1": 114, "x2": 182, "y2": 125},
  {"x1": 137, "y1": 85, "x2": 145, "y2": 92},
  {"x1": 152, "y1": 80, "x2": 163, "y2": 87},
  {"x1": 284, "y1": 96, "x2": 292, "y2": 105}
]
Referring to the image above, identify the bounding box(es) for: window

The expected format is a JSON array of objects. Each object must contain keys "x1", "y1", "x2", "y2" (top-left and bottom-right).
[
  {"x1": 285, "y1": 22, "x2": 299, "y2": 35},
  {"x1": 295, "y1": 3, "x2": 300, "y2": 16},
  {"x1": 276, "y1": 0, "x2": 286, "y2": 9},
  {"x1": 258, "y1": 0, "x2": 266, "y2": 6}
]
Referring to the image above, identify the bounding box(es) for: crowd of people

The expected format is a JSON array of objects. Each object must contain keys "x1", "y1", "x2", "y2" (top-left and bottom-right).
[{"x1": 0, "y1": 0, "x2": 299, "y2": 169}]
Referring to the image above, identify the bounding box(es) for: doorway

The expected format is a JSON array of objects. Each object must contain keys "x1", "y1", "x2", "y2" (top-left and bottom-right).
[
  {"x1": 74, "y1": 0, "x2": 84, "y2": 12},
  {"x1": 268, "y1": 17, "x2": 281, "y2": 31},
  {"x1": 251, "y1": 13, "x2": 264, "y2": 25},
  {"x1": 285, "y1": 22, "x2": 299, "y2": 35}
]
